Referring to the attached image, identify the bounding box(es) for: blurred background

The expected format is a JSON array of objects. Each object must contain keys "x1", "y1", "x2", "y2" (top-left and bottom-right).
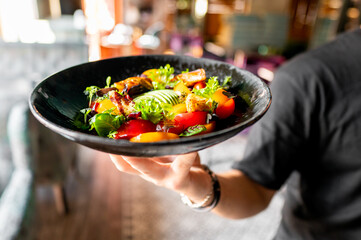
[{"x1": 0, "y1": 0, "x2": 360, "y2": 240}]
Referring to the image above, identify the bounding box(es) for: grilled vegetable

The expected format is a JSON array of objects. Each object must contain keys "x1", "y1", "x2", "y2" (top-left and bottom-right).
[
  {"x1": 96, "y1": 87, "x2": 118, "y2": 97},
  {"x1": 114, "y1": 77, "x2": 153, "y2": 96},
  {"x1": 175, "y1": 68, "x2": 206, "y2": 87},
  {"x1": 109, "y1": 90, "x2": 135, "y2": 116}
]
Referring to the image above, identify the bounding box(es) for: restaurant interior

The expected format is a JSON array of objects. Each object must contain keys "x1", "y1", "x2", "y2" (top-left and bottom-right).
[{"x1": 0, "y1": 0, "x2": 360, "y2": 239}]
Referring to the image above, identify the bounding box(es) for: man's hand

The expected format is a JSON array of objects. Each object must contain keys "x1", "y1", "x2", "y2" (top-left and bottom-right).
[
  {"x1": 109, "y1": 153, "x2": 276, "y2": 218},
  {"x1": 109, "y1": 153, "x2": 212, "y2": 201}
]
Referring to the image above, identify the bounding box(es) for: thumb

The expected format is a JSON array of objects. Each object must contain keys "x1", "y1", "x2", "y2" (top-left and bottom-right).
[{"x1": 171, "y1": 152, "x2": 199, "y2": 178}]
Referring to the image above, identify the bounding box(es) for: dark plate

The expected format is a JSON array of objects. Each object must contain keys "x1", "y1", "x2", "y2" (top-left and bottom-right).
[{"x1": 29, "y1": 55, "x2": 271, "y2": 157}]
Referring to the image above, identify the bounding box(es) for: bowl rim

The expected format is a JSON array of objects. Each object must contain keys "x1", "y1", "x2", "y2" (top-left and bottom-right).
[{"x1": 29, "y1": 54, "x2": 272, "y2": 149}]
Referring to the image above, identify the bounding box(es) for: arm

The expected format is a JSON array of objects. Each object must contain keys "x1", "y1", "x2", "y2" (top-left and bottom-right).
[
  {"x1": 109, "y1": 152, "x2": 276, "y2": 219},
  {"x1": 214, "y1": 170, "x2": 275, "y2": 219}
]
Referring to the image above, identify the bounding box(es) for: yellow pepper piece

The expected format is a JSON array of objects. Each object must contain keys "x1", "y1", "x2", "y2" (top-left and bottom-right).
[
  {"x1": 171, "y1": 103, "x2": 187, "y2": 115},
  {"x1": 174, "y1": 81, "x2": 191, "y2": 95},
  {"x1": 130, "y1": 132, "x2": 179, "y2": 142},
  {"x1": 96, "y1": 99, "x2": 120, "y2": 114}
]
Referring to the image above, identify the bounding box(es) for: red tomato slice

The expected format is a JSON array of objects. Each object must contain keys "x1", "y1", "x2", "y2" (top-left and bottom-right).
[
  {"x1": 114, "y1": 119, "x2": 156, "y2": 140},
  {"x1": 215, "y1": 98, "x2": 235, "y2": 119},
  {"x1": 174, "y1": 111, "x2": 208, "y2": 129},
  {"x1": 156, "y1": 121, "x2": 185, "y2": 135}
]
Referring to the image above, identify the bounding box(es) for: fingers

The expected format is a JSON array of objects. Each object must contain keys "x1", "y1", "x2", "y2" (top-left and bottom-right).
[
  {"x1": 109, "y1": 154, "x2": 142, "y2": 175},
  {"x1": 171, "y1": 152, "x2": 199, "y2": 179},
  {"x1": 109, "y1": 152, "x2": 201, "y2": 190},
  {"x1": 121, "y1": 156, "x2": 169, "y2": 181}
]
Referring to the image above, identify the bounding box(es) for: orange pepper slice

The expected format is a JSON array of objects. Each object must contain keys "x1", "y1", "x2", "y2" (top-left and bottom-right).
[
  {"x1": 95, "y1": 99, "x2": 120, "y2": 114},
  {"x1": 130, "y1": 132, "x2": 179, "y2": 142}
]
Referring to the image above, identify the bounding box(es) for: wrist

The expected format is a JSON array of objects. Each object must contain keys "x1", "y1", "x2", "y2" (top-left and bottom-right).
[
  {"x1": 180, "y1": 165, "x2": 221, "y2": 212},
  {"x1": 182, "y1": 166, "x2": 212, "y2": 202}
]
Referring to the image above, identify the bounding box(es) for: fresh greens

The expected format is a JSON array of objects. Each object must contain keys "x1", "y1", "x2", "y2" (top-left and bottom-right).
[
  {"x1": 73, "y1": 108, "x2": 92, "y2": 130},
  {"x1": 192, "y1": 76, "x2": 221, "y2": 99},
  {"x1": 222, "y1": 76, "x2": 232, "y2": 89},
  {"x1": 134, "y1": 97, "x2": 173, "y2": 124},
  {"x1": 84, "y1": 86, "x2": 100, "y2": 106},
  {"x1": 89, "y1": 113, "x2": 125, "y2": 137},
  {"x1": 107, "y1": 130, "x2": 118, "y2": 139},
  {"x1": 179, "y1": 125, "x2": 207, "y2": 137},
  {"x1": 149, "y1": 64, "x2": 179, "y2": 90},
  {"x1": 83, "y1": 76, "x2": 113, "y2": 106},
  {"x1": 106, "y1": 76, "x2": 112, "y2": 88}
]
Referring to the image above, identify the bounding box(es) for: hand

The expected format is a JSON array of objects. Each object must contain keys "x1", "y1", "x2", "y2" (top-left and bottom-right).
[{"x1": 109, "y1": 152, "x2": 212, "y2": 202}]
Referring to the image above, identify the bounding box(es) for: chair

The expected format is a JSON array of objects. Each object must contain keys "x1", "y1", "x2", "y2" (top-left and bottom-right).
[
  {"x1": 0, "y1": 101, "x2": 78, "y2": 239},
  {"x1": 0, "y1": 102, "x2": 35, "y2": 240}
]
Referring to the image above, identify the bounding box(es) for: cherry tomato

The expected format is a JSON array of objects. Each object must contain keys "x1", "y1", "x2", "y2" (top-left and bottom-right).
[
  {"x1": 156, "y1": 121, "x2": 185, "y2": 135},
  {"x1": 215, "y1": 98, "x2": 235, "y2": 119},
  {"x1": 174, "y1": 111, "x2": 208, "y2": 129},
  {"x1": 130, "y1": 132, "x2": 179, "y2": 142},
  {"x1": 212, "y1": 89, "x2": 229, "y2": 106},
  {"x1": 114, "y1": 119, "x2": 156, "y2": 140},
  {"x1": 193, "y1": 81, "x2": 206, "y2": 90}
]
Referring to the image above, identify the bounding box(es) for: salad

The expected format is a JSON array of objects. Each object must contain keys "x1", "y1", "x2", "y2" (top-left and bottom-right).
[{"x1": 75, "y1": 64, "x2": 237, "y2": 142}]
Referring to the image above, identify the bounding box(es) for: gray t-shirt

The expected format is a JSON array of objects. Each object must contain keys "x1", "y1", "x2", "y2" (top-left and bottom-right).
[{"x1": 233, "y1": 29, "x2": 361, "y2": 240}]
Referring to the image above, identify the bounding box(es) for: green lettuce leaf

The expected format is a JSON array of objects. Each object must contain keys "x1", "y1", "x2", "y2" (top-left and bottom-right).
[
  {"x1": 134, "y1": 97, "x2": 172, "y2": 124},
  {"x1": 89, "y1": 113, "x2": 125, "y2": 137},
  {"x1": 179, "y1": 125, "x2": 207, "y2": 137}
]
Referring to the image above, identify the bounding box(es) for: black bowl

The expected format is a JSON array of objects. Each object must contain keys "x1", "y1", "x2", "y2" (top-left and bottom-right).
[{"x1": 29, "y1": 55, "x2": 271, "y2": 157}]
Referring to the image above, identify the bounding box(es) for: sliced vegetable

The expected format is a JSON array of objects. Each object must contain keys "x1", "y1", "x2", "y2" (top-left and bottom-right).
[
  {"x1": 201, "y1": 121, "x2": 216, "y2": 135},
  {"x1": 114, "y1": 77, "x2": 153, "y2": 96},
  {"x1": 130, "y1": 132, "x2": 179, "y2": 142},
  {"x1": 175, "y1": 68, "x2": 206, "y2": 87},
  {"x1": 179, "y1": 125, "x2": 207, "y2": 137},
  {"x1": 134, "y1": 90, "x2": 179, "y2": 106},
  {"x1": 174, "y1": 111, "x2": 208, "y2": 129},
  {"x1": 109, "y1": 90, "x2": 135, "y2": 116},
  {"x1": 95, "y1": 99, "x2": 120, "y2": 114},
  {"x1": 156, "y1": 121, "x2": 185, "y2": 135},
  {"x1": 170, "y1": 103, "x2": 187, "y2": 116},
  {"x1": 89, "y1": 113, "x2": 125, "y2": 137},
  {"x1": 212, "y1": 89, "x2": 230, "y2": 106},
  {"x1": 114, "y1": 119, "x2": 156, "y2": 140},
  {"x1": 215, "y1": 98, "x2": 235, "y2": 119},
  {"x1": 141, "y1": 69, "x2": 157, "y2": 78},
  {"x1": 174, "y1": 81, "x2": 191, "y2": 95}
]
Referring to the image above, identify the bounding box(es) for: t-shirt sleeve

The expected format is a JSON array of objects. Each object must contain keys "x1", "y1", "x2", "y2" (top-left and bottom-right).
[{"x1": 232, "y1": 64, "x2": 316, "y2": 190}]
